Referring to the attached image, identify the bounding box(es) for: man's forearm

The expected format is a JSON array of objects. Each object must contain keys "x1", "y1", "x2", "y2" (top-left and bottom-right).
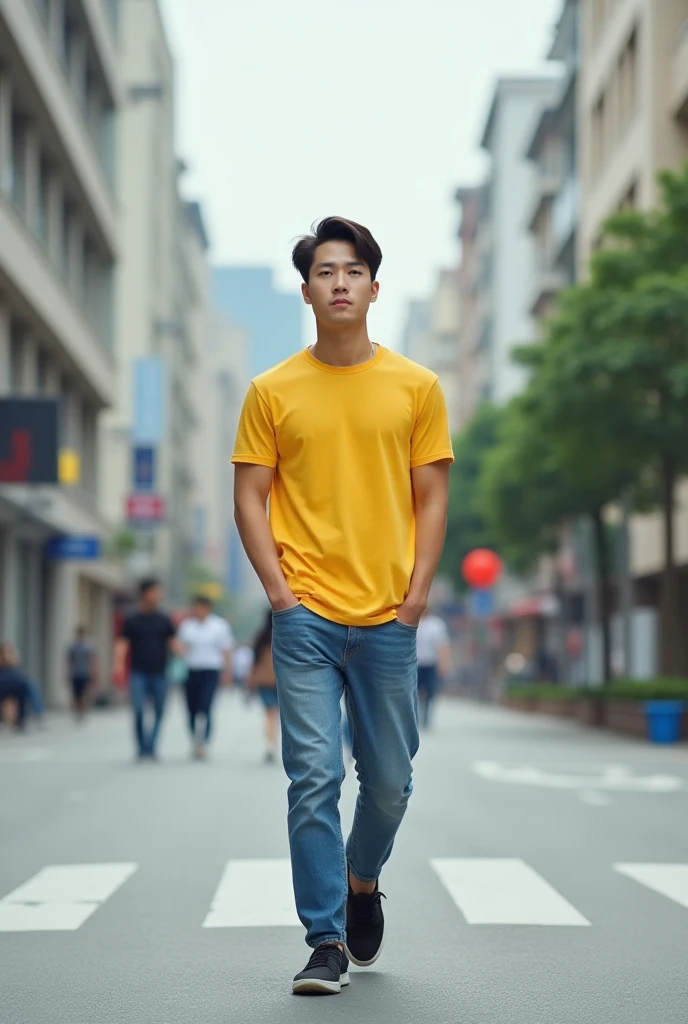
[
  {"x1": 234, "y1": 503, "x2": 293, "y2": 607},
  {"x1": 406, "y1": 502, "x2": 448, "y2": 607}
]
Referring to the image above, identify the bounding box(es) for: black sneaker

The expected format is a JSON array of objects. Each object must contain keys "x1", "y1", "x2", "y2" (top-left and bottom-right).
[
  {"x1": 292, "y1": 944, "x2": 350, "y2": 995},
  {"x1": 345, "y1": 886, "x2": 386, "y2": 967}
]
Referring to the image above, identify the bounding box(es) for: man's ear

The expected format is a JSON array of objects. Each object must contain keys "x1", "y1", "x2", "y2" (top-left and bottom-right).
[
  {"x1": 302, "y1": 282, "x2": 312, "y2": 306},
  {"x1": 370, "y1": 280, "x2": 380, "y2": 304}
]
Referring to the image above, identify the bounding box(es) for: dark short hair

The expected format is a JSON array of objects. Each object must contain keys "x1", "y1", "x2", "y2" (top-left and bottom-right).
[
  {"x1": 292, "y1": 217, "x2": 383, "y2": 283},
  {"x1": 193, "y1": 595, "x2": 212, "y2": 607},
  {"x1": 138, "y1": 577, "x2": 160, "y2": 597}
]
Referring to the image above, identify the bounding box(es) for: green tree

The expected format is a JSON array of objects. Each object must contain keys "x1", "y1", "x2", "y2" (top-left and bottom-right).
[
  {"x1": 483, "y1": 163, "x2": 688, "y2": 678},
  {"x1": 440, "y1": 404, "x2": 503, "y2": 592},
  {"x1": 480, "y1": 359, "x2": 641, "y2": 686},
  {"x1": 551, "y1": 166, "x2": 688, "y2": 675}
]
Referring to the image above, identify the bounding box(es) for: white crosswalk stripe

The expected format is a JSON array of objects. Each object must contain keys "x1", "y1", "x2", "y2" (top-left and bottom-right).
[
  {"x1": 431, "y1": 858, "x2": 590, "y2": 926},
  {"x1": 2, "y1": 859, "x2": 688, "y2": 934},
  {"x1": 0, "y1": 864, "x2": 138, "y2": 932},
  {"x1": 614, "y1": 863, "x2": 688, "y2": 911},
  {"x1": 203, "y1": 859, "x2": 299, "y2": 928}
]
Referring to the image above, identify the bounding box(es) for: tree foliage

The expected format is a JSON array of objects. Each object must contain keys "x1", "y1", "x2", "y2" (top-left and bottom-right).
[
  {"x1": 446, "y1": 162, "x2": 688, "y2": 679},
  {"x1": 440, "y1": 404, "x2": 502, "y2": 592}
]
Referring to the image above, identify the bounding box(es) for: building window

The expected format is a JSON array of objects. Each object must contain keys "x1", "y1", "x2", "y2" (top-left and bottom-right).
[
  {"x1": 60, "y1": 198, "x2": 71, "y2": 281},
  {"x1": 9, "y1": 326, "x2": 25, "y2": 392},
  {"x1": 36, "y1": 156, "x2": 51, "y2": 244},
  {"x1": 592, "y1": 93, "x2": 604, "y2": 177},
  {"x1": 80, "y1": 401, "x2": 97, "y2": 496},
  {"x1": 36, "y1": 349, "x2": 49, "y2": 393},
  {"x1": 59, "y1": 375, "x2": 71, "y2": 446},
  {"x1": 619, "y1": 181, "x2": 637, "y2": 211},
  {"x1": 618, "y1": 29, "x2": 638, "y2": 132},
  {"x1": 10, "y1": 110, "x2": 26, "y2": 212}
]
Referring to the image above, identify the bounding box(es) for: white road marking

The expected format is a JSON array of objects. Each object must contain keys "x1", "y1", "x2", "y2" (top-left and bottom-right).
[
  {"x1": 0, "y1": 863, "x2": 138, "y2": 932},
  {"x1": 431, "y1": 858, "x2": 590, "y2": 926},
  {"x1": 472, "y1": 761, "x2": 684, "y2": 793},
  {"x1": 0, "y1": 747, "x2": 49, "y2": 764},
  {"x1": 577, "y1": 789, "x2": 611, "y2": 806},
  {"x1": 203, "y1": 859, "x2": 300, "y2": 928},
  {"x1": 614, "y1": 863, "x2": 688, "y2": 911}
]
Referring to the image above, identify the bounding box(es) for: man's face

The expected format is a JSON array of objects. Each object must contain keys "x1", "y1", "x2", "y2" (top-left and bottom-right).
[
  {"x1": 142, "y1": 586, "x2": 162, "y2": 609},
  {"x1": 193, "y1": 601, "x2": 209, "y2": 620},
  {"x1": 302, "y1": 240, "x2": 379, "y2": 327}
]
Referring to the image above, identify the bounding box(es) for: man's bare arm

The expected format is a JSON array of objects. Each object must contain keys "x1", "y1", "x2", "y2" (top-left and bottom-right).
[
  {"x1": 234, "y1": 464, "x2": 297, "y2": 610},
  {"x1": 397, "y1": 461, "x2": 451, "y2": 625},
  {"x1": 113, "y1": 638, "x2": 129, "y2": 678}
]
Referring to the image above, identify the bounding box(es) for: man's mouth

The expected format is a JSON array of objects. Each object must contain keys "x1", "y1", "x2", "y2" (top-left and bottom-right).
[{"x1": 331, "y1": 299, "x2": 351, "y2": 307}]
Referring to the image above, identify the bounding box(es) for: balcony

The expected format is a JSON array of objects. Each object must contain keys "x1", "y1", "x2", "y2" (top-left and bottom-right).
[
  {"x1": 551, "y1": 175, "x2": 579, "y2": 261},
  {"x1": 672, "y1": 18, "x2": 688, "y2": 119},
  {"x1": 529, "y1": 262, "x2": 567, "y2": 319},
  {"x1": 527, "y1": 172, "x2": 561, "y2": 233}
]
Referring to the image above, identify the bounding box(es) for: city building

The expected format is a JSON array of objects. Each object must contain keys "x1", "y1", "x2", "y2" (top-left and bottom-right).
[
  {"x1": 399, "y1": 272, "x2": 462, "y2": 434},
  {"x1": 579, "y1": 0, "x2": 688, "y2": 267},
  {"x1": 476, "y1": 76, "x2": 561, "y2": 405},
  {"x1": 100, "y1": 0, "x2": 205, "y2": 608},
  {"x1": 526, "y1": 0, "x2": 580, "y2": 325},
  {"x1": 578, "y1": 0, "x2": 688, "y2": 674},
  {"x1": 211, "y1": 267, "x2": 303, "y2": 380},
  {"x1": 0, "y1": 0, "x2": 124, "y2": 704},
  {"x1": 454, "y1": 185, "x2": 484, "y2": 430}
]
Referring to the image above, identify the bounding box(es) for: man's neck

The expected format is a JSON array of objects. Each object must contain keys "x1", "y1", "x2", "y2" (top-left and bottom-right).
[{"x1": 310, "y1": 323, "x2": 375, "y2": 367}]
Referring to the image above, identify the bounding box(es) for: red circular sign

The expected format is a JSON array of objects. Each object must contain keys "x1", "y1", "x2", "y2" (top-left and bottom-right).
[{"x1": 462, "y1": 549, "x2": 502, "y2": 589}]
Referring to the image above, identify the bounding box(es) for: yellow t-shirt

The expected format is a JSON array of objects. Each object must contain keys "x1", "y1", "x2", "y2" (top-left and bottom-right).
[{"x1": 232, "y1": 345, "x2": 454, "y2": 626}]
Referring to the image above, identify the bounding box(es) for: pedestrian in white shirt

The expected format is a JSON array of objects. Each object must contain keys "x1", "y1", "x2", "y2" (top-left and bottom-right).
[
  {"x1": 416, "y1": 611, "x2": 450, "y2": 730},
  {"x1": 178, "y1": 596, "x2": 234, "y2": 759}
]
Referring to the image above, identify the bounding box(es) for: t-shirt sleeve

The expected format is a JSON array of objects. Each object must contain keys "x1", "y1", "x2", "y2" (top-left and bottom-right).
[
  {"x1": 231, "y1": 384, "x2": 278, "y2": 468},
  {"x1": 166, "y1": 617, "x2": 176, "y2": 638},
  {"x1": 178, "y1": 620, "x2": 190, "y2": 644},
  {"x1": 410, "y1": 380, "x2": 455, "y2": 469},
  {"x1": 220, "y1": 621, "x2": 234, "y2": 652},
  {"x1": 122, "y1": 617, "x2": 134, "y2": 641}
]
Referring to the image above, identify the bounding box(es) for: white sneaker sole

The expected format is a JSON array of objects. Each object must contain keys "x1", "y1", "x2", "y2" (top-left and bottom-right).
[
  {"x1": 292, "y1": 972, "x2": 349, "y2": 995},
  {"x1": 344, "y1": 938, "x2": 384, "y2": 968}
]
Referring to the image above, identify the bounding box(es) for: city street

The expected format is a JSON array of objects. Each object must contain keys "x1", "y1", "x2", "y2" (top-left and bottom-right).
[{"x1": 1, "y1": 693, "x2": 687, "y2": 1024}]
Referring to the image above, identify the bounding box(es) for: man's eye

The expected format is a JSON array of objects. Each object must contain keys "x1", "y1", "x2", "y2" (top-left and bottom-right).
[{"x1": 350, "y1": 269, "x2": 362, "y2": 276}]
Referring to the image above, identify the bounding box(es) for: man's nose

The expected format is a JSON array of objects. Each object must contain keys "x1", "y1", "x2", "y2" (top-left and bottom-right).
[{"x1": 332, "y1": 273, "x2": 349, "y2": 291}]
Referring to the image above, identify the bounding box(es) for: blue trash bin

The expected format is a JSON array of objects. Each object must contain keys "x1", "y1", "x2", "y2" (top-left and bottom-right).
[{"x1": 644, "y1": 701, "x2": 685, "y2": 744}]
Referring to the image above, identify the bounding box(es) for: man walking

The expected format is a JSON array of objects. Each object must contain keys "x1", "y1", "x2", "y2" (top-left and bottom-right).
[
  {"x1": 232, "y1": 217, "x2": 453, "y2": 994},
  {"x1": 114, "y1": 579, "x2": 178, "y2": 761},
  {"x1": 416, "y1": 609, "x2": 451, "y2": 729},
  {"x1": 66, "y1": 626, "x2": 97, "y2": 721},
  {"x1": 178, "y1": 595, "x2": 234, "y2": 759}
]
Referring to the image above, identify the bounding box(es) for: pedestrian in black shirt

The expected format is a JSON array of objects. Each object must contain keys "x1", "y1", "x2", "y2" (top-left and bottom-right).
[{"x1": 114, "y1": 579, "x2": 179, "y2": 760}]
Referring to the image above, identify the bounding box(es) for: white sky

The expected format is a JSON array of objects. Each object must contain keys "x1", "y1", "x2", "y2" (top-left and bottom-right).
[{"x1": 160, "y1": 0, "x2": 561, "y2": 348}]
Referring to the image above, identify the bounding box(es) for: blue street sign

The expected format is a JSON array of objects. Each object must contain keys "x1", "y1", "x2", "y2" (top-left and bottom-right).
[
  {"x1": 47, "y1": 535, "x2": 101, "y2": 560},
  {"x1": 472, "y1": 588, "x2": 494, "y2": 618},
  {"x1": 133, "y1": 357, "x2": 165, "y2": 445},
  {"x1": 133, "y1": 446, "x2": 156, "y2": 492}
]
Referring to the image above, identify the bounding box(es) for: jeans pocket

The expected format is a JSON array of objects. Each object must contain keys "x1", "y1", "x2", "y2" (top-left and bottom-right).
[
  {"x1": 272, "y1": 602, "x2": 303, "y2": 619},
  {"x1": 392, "y1": 618, "x2": 419, "y2": 632}
]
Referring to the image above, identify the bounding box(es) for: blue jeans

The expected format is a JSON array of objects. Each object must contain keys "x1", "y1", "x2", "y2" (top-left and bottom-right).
[
  {"x1": 272, "y1": 604, "x2": 419, "y2": 948},
  {"x1": 129, "y1": 672, "x2": 169, "y2": 756},
  {"x1": 184, "y1": 669, "x2": 219, "y2": 742},
  {"x1": 417, "y1": 664, "x2": 439, "y2": 729}
]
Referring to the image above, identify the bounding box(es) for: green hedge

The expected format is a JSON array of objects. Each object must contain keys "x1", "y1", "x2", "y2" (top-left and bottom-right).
[
  {"x1": 507, "y1": 680, "x2": 688, "y2": 702},
  {"x1": 506, "y1": 684, "x2": 579, "y2": 701}
]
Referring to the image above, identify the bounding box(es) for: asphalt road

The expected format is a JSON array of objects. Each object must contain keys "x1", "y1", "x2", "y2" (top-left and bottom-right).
[{"x1": 1, "y1": 689, "x2": 687, "y2": 1024}]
